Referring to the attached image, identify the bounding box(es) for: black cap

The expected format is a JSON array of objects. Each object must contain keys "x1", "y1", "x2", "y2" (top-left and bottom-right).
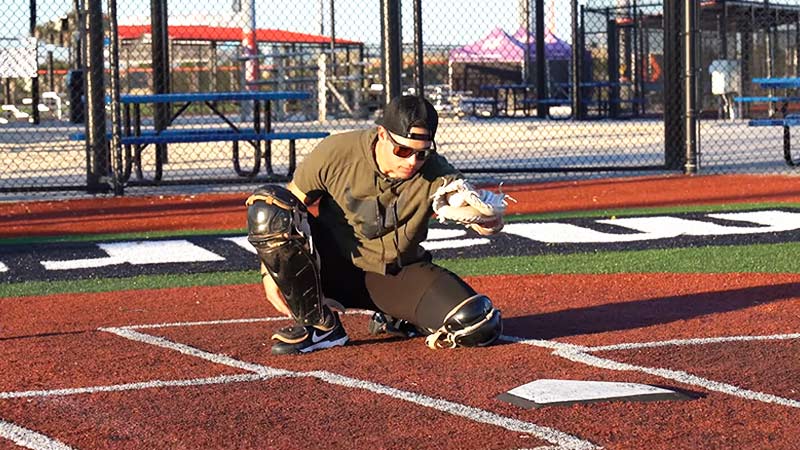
[{"x1": 376, "y1": 95, "x2": 438, "y2": 142}]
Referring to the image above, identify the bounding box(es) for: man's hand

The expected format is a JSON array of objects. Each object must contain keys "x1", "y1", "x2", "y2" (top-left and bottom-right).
[
  {"x1": 469, "y1": 216, "x2": 504, "y2": 236},
  {"x1": 260, "y1": 262, "x2": 292, "y2": 317}
]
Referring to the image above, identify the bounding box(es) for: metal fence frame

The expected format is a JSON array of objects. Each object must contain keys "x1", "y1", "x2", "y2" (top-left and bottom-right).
[{"x1": 1, "y1": 0, "x2": 798, "y2": 196}]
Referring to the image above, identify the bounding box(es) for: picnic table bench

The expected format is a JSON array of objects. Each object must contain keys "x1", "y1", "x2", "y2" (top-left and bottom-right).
[{"x1": 83, "y1": 91, "x2": 327, "y2": 182}]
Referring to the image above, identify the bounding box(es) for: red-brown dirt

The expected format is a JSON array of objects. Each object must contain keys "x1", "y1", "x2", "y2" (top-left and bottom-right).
[{"x1": 1, "y1": 174, "x2": 799, "y2": 449}]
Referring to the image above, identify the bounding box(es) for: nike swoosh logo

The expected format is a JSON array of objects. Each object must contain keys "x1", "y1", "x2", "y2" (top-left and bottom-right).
[{"x1": 311, "y1": 328, "x2": 334, "y2": 343}]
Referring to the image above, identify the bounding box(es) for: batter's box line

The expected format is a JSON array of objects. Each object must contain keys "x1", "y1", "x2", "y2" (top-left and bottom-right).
[
  {"x1": 111, "y1": 310, "x2": 375, "y2": 331},
  {"x1": 502, "y1": 333, "x2": 800, "y2": 409},
  {"x1": 97, "y1": 326, "x2": 599, "y2": 450}
]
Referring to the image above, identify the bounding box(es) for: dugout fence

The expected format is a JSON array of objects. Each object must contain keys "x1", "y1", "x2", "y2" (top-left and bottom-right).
[{"x1": 0, "y1": 0, "x2": 798, "y2": 196}]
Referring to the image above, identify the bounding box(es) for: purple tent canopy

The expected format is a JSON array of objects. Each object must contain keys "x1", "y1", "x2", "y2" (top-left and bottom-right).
[{"x1": 449, "y1": 26, "x2": 572, "y2": 63}]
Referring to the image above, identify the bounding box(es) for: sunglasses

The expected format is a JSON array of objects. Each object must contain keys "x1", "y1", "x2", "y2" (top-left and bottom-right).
[{"x1": 385, "y1": 131, "x2": 436, "y2": 160}]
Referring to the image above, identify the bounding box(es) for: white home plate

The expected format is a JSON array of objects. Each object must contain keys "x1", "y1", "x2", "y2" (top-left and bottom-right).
[{"x1": 497, "y1": 379, "x2": 694, "y2": 408}]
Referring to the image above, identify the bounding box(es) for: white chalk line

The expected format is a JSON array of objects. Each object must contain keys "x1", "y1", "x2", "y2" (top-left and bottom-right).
[
  {"x1": 97, "y1": 326, "x2": 599, "y2": 450},
  {"x1": 100, "y1": 327, "x2": 294, "y2": 378},
  {"x1": 0, "y1": 374, "x2": 267, "y2": 400},
  {"x1": 308, "y1": 370, "x2": 597, "y2": 450},
  {"x1": 584, "y1": 333, "x2": 800, "y2": 352},
  {"x1": 0, "y1": 419, "x2": 74, "y2": 450},
  {"x1": 504, "y1": 333, "x2": 800, "y2": 409},
  {"x1": 114, "y1": 310, "x2": 375, "y2": 330}
]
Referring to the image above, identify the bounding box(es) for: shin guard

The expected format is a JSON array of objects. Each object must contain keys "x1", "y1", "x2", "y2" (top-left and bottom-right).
[{"x1": 246, "y1": 185, "x2": 324, "y2": 325}]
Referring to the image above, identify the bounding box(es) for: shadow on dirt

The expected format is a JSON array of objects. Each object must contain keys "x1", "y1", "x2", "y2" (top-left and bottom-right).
[{"x1": 502, "y1": 282, "x2": 800, "y2": 340}]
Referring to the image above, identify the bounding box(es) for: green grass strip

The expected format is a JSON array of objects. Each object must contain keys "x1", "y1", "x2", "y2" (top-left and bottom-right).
[
  {"x1": 0, "y1": 270, "x2": 258, "y2": 298},
  {"x1": 438, "y1": 241, "x2": 800, "y2": 276},
  {"x1": 3, "y1": 242, "x2": 799, "y2": 298}
]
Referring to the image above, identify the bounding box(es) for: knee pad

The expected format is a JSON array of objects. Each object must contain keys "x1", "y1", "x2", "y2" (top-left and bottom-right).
[
  {"x1": 246, "y1": 185, "x2": 324, "y2": 325},
  {"x1": 424, "y1": 294, "x2": 502, "y2": 349}
]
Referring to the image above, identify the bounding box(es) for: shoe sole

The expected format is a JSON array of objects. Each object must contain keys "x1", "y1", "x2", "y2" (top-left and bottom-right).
[
  {"x1": 299, "y1": 335, "x2": 349, "y2": 353},
  {"x1": 271, "y1": 335, "x2": 349, "y2": 355}
]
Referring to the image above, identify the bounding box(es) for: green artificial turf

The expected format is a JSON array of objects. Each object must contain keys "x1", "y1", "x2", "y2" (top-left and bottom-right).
[
  {"x1": 2, "y1": 241, "x2": 798, "y2": 298},
  {"x1": 436, "y1": 241, "x2": 800, "y2": 276}
]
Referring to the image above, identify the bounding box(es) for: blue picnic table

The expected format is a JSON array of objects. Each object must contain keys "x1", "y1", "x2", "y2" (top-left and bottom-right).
[
  {"x1": 751, "y1": 77, "x2": 800, "y2": 89},
  {"x1": 118, "y1": 90, "x2": 326, "y2": 181},
  {"x1": 736, "y1": 78, "x2": 800, "y2": 167}
]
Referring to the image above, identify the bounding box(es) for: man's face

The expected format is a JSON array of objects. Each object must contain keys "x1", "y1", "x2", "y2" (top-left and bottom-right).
[{"x1": 375, "y1": 126, "x2": 435, "y2": 179}]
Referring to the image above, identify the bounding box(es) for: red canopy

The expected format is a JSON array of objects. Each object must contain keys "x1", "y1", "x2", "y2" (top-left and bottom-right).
[{"x1": 118, "y1": 24, "x2": 360, "y2": 45}]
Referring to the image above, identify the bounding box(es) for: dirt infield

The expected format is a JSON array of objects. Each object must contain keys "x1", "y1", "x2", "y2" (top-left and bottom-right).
[
  {"x1": 1, "y1": 173, "x2": 799, "y2": 449},
  {"x1": 2, "y1": 274, "x2": 798, "y2": 449}
]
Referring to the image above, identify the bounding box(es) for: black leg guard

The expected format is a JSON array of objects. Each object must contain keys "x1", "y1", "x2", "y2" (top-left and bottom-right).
[
  {"x1": 424, "y1": 294, "x2": 502, "y2": 349},
  {"x1": 246, "y1": 185, "x2": 324, "y2": 326}
]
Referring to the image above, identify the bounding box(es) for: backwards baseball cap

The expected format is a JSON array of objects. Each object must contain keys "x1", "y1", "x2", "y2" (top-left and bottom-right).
[{"x1": 376, "y1": 95, "x2": 438, "y2": 142}]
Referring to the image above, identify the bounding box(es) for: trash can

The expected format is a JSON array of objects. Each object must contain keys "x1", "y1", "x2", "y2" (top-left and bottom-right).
[{"x1": 66, "y1": 69, "x2": 84, "y2": 123}]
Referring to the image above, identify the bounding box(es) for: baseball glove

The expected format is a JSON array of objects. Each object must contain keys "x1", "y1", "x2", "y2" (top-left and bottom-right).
[{"x1": 431, "y1": 179, "x2": 508, "y2": 226}]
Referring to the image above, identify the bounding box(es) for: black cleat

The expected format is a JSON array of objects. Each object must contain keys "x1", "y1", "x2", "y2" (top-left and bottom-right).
[
  {"x1": 271, "y1": 307, "x2": 349, "y2": 355},
  {"x1": 367, "y1": 312, "x2": 429, "y2": 338}
]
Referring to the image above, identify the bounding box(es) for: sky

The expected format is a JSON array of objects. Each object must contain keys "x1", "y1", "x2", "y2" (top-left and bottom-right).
[{"x1": 0, "y1": 0, "x2": 588, "y2": 47}]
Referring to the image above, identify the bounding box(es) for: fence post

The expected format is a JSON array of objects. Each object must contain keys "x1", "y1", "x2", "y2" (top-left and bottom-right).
[
  {"x1": 535, "y1": 0, "x2": 547, "y2": 118},
  {"x1": 29, "y1": 0, "x2": 40, "y2": 125},
  {"x1": 571, "y1": 0, "x2": 582, "y2": 120},
  {"x1": 107, "y1": 0, "x2": 125, "y2": 195},
  {"x1": 683, "y1": 0, "x2": 697, "y2": 174},
  {"x1": 413, "y1": 0, "x2": 424, "y2": 96},
  {"x1": 663, "y1": 0, "x2": 684, "y2": 169},
  {"x1": 83, "y1": 0, "x2": 109, "y2": 193},
  {"x1": 150, "y1": 0, "x2": 169, "y2": 167},
  {"x1": 381, "y1": 0, "x2": 402, "y2": 104}
]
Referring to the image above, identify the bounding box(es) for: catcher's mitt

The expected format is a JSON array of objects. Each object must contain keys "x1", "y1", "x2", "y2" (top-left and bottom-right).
[{"x1": 431, "y1": 179, "x2": 508, "y2": 226}]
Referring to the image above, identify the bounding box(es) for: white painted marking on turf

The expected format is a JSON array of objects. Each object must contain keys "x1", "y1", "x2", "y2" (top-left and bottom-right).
[
  {"x1": 504, "y1": 334, "x2": 800, "y2": 408},
  {"x1": 0, "y1": 262, "x2": 7, "y2": 272},
  {"x1": 226, "y1": 229, "x2": 477, "y2": 254},
  {"x1": 305, "y1": 370, "x2": 599, "y2": 450},
  {"x1": 0, "y1": 374, "x2": 265, "y2": 399},
  {"x1": 502, "y1": 210, "x2": 800, "y2": 243},
  {"x1": 421, "y1": 237, "x2": 490, "y2": 250},
  {"x1": 101, "y1": 328, "x2": 598, "y2": 449},
  {"x1": 553, "y1": 347, "x2": 800, "y2": 408},
  {"x1": 507, "y1": 379, "x2": 679, "y2": 405},
  {"x1": 118, "y1": 317, "x2": 287, "y2": 330},
  {"x1": 708, "y1": 210, "x2": 800, "y2": 230},
  {"x1": 116, "y1": 311, "x2": 374, "y2": 331},
  {"x1": 597, "y1": 214, "x2": 800, "y2": 236},
  {"x1": 500, "y1": 335, "x2": 589, "y2": 353},
  {"x1": 100, "y1": 327, "x2": 294, "y2": 378},
  {"x1": 586, "y1": 333, "x2": 800, "y2": 352},
  {"x1": 426, "y1": 228, "x2": 468, "y2": 240},
  {"x1": 520, "y1": 447, "x2": 569, "y2": 450},
  {"x1": 41, "y1": 240, "x2": 225, "y2": 270},
  {"x1": 0, "y1": 418, "x2": 74, "y2": 450},
  {"x1": 503, "y1": 222, "x2": 678, "y2": 243},
  {"x1": 221, "y1": 236, "x2": 255, "y2": 254}
]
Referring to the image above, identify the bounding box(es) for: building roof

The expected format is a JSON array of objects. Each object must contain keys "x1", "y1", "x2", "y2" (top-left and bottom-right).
[{"x1": 118, "y1": 24, "x2": 361, "y2": 45}]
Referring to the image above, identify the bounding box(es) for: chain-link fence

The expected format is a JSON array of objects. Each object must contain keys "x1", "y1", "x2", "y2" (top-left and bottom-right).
[{"x1": 1, "y1": 0, "x2": 798, "y2": 196}]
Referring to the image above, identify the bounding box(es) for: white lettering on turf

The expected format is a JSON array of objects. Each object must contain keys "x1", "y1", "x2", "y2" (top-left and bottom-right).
[
  {"x1": 40, "y1": 240, "x2": 225, "y2": 270},
  {"x1": 504, "y1": 210, "x2": 800, "y2": 243}
]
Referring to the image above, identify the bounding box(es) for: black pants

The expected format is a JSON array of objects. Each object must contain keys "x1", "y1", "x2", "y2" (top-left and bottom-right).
[{"x1": 310, "y1": 216, "x2": 476, "y2": 330}]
